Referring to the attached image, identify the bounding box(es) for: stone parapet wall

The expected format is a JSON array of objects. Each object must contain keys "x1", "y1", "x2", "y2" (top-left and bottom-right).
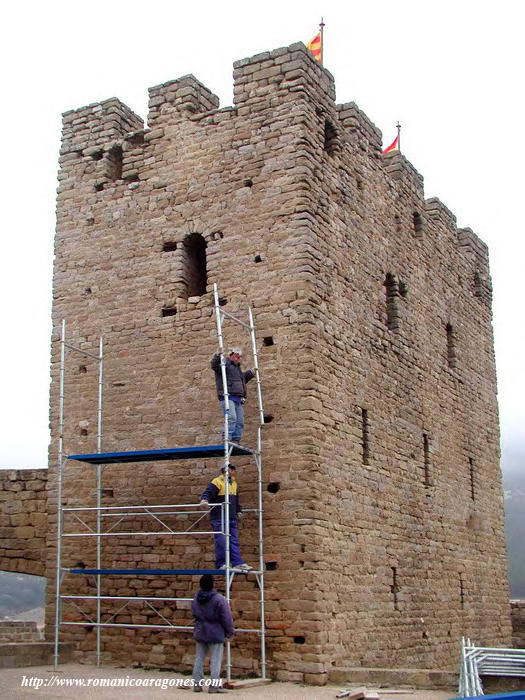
[
  {"x1": 0, "y1": 469, "x2": 47, "y2": 576},
  {"x1": 0, "y1": 620, "x2": 42, "y2": 643},
  {"x1": 510, "y1": 600, "x2": 525, "y2": 648}
]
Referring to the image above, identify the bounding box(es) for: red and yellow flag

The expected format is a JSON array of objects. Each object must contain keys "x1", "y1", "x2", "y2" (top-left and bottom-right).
[
  {"x1": 307, "y1": 32, "x2": 322, "y2": 62},
  {"x1": 382, "y1": 136, "x2": 399, "y2": 155}
]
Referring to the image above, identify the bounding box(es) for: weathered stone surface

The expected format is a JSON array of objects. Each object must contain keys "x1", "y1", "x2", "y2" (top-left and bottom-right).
[{"x1": 0, "y1": 469, "x2": 47, "y2": 576}]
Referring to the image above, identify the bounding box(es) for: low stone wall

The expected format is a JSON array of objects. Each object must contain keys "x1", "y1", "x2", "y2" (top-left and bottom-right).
[
  {"x1": 0, "y1": 469, "x2": 47, "y2": 576},
  {"x1": 510, "y1": 600, "x2": 525, "y2": 648},
  {"x1": 0, "y1": 620, "x2": 42, "y2": 643}
]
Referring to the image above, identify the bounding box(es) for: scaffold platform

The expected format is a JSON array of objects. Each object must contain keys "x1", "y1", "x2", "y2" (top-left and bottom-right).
[{"x1": 68, "y1": 444, "x2": 254, "y2": 464}]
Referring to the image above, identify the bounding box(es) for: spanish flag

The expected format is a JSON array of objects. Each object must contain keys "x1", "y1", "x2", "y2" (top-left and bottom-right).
[
  {"x1": 382, "y1": 136, "x2": 399, "y2": 155},
  {"x1": 307, "y1": 32, "x2": 322, "y2": 62}
]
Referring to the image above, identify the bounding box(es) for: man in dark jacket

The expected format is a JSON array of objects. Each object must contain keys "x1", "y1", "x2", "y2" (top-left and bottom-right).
[
  {"x1": 211, "y1": 348, "x2": 255, "y2": 444},
  {"x1": 191, "y1": 574, "x2": 234, "y2": 693},
  {"x1": 200, "y1": 464, "x2": 254, "y2": 572}
]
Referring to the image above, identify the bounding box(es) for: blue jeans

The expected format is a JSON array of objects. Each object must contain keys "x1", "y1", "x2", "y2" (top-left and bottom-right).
[
  {"x1": 211, "y1": 519, "x2": 244, "y2": 568},
  {"x1": 192, "y1": 641, "x2": 223, "y2": 689},
  {"x1": 219, "y1": 399, "x2": 244, "y2": 442}
]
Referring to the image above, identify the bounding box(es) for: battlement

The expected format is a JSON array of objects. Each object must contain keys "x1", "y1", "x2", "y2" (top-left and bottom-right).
[
  {"x1": 61, "y1": 98, "x2": 143, "y2": 155},
  {"x1": 58, "y1": 42, "x2": 486, "y2": 264},
  {"x1": 148, "y1": 75, "x2": 220, "y2": 126}
]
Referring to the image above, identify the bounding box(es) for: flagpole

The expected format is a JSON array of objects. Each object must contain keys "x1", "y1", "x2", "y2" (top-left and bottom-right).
[
  {"x1": 320, "y1": 17, "x2": 325, "y2": 66},
  {"x1": 396, "y1": 121, "x2": 401, "y2": 153}
]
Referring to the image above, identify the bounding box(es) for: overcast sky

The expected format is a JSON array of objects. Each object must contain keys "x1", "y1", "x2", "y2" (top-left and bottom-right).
[{"x1": 0, "y1": 0, "x2": 523, "y2": 471}]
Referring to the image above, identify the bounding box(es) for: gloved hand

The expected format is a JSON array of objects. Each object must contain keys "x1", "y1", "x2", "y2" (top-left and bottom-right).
[{"x1": 199, "y1": 500, "x2": 210, "y2": 508}]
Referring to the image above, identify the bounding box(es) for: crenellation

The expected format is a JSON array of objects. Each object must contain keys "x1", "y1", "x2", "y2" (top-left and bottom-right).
[
  {"x1": 147, "y1": 75, "x2": 220, "y2": 127},
  {"x1": 337, "y1": 102, "x2": 382, "y2": 152},
  {"x1": 61, "y1": 98, "x2": 143, "y2": 155},
  {"x1": 383, "y1": 151, "x2": 425, "y2": 199},
  {"x1": 425, "y1": 196, "x2": 457, "y2": 231}
]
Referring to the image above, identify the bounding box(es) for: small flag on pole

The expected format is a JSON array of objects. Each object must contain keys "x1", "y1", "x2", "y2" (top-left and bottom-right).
[
  {"x1": 382, "y1": 122, "x2": 402, "y2": 155},
  {"x1": 307, "y1": 32, "x2": 322, "y2": 62},
  {"x1": 382, "y1": 136, "x2": 399, "y2": 155}
]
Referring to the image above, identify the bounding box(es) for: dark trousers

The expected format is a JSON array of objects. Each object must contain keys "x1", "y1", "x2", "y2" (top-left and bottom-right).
[{"x1": 211, "y1": 519, "x2": 244, "y2": 567}]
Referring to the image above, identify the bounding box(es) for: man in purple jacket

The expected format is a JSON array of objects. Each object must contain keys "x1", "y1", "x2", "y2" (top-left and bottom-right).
[{"x1": 191, "y1": 574, "x2": 234, "y2": 693}]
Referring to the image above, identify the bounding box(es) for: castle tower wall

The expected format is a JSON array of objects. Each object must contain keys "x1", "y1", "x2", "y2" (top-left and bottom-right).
[{"x1": 47, "y1": 43, "x2": 511, "y2": 682}]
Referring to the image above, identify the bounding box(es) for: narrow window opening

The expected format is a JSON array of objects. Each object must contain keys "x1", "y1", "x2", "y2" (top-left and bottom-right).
[
  {"x1": 182, "y1": 233, "x2": 207, "y2": 298},
  {"x1": 218, "y1": 297, "x2": 228, "y2": 307},
  {"x1": 324, "y1": 119, "x2": 338, "y2": 155},
  {"x1": 102, "y1": 488, "x2": 114, "y2": 498},
  {"x1": 243, "y1": 178, "x2": 253, "y2": 188},
  {"x1": 423, "y1": 433, "x2": 432, "y2": 486},
  {"x1": 446, "y1": 323, "x2": 457, "y2": 369},
  {"x1": 384, "y1": 273, "x2": 400, "y2": 331},
  {"x1": 459, "y1": 575, "x2": 465, "y2": 609},
  {"x1": 267, "y1": 482, "x2": 280, "y2": 494},
  {"x1": 390, "y1": 567, "x2": 400, "y2": 610},
  {"x1": 79, "y1": 365, "x2": 87, "y2": 374},
  {"x1": 263, "y1": 414, "x2": 274, "y2": 424},
  {"x1": 361, "y1": 408, "x2": 370, "y2": 465},
  {"x1": 293, "y1": 636, "x2": 306, "y2": 644},
  {"x1": 413, "y1": 211, "x2": 424, "y2": 236},
  {"x1": 162, "y1": 241, "x2": 177, "y2": 252},
  {"x1": 80, "y1": 428, "x2": 88, "y2": 436},
  {"x1": 265, "y1": 561, "x2": 278, "y2": 571},
  {"x1": 254, "y1": 255, "x2": 263, "y2": 263},
  {"x1": 161, "y1": 307, "x2": 177, "y2": 318},
  {"x1": 469, "y1": 458, "x2": 475, "y2": 501},
  {"x1": 263, "y1": 336, "x2": 274, "y2": 347},
  {"x1": 106, "y1": 145, "x2": 123, "y2": 181},
  {"x1": 474, "y1": 271, "x2": 483, "y2": 297},
  {"x1": 394, "y1": 214, "x2": 402, "y2": 232}
]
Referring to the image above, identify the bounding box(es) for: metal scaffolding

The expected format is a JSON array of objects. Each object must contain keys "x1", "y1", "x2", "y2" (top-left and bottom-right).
[{"x1": 53, "y1": 284, "x2": 267, "y2": 682}]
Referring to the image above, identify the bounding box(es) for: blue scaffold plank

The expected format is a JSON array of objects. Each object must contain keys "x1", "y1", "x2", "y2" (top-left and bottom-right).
[
  {"x1": 454, "y1": 693, "x2": 525, "y2": 700},
  {"x1": 69, "y1": 568, "x2": 226, "y2": 576},
  {"x1": 67, "y1": 444, "x2": 253, "y2": 464}
]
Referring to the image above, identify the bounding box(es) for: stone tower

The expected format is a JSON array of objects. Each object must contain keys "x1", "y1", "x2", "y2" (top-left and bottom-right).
[{"x1": 47, "y1": 43, "x2": 511, "y2": 683}]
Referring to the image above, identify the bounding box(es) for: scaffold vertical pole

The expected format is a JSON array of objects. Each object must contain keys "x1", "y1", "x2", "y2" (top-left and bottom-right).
[
  {"x1": 248, "y1": 305, "x2": 266, "y2": 678},
  {"x1": 95, "y1": 335, "x2": 104, "y2": 667},
  {"x1": 213, "y1": 283, "x2": 232, "y2": 680},
  {"x1": 53, "y1": 319, "x2": 67, "y2": 671}
]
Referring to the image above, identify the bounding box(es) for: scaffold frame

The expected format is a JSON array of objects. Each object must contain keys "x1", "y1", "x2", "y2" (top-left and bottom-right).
[{"x1": 53, "y1": 285, "x2": 268, "y2": 683}]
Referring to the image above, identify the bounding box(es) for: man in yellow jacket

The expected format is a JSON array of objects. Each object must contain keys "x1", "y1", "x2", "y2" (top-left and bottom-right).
[{"x1": 200, "y1": 465, "x2": 254, "y2": 572}]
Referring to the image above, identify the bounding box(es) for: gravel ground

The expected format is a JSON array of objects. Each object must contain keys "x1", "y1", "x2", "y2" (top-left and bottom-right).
[{"x1": 0, "y1": 663, "x2": 456, "y2": 700}]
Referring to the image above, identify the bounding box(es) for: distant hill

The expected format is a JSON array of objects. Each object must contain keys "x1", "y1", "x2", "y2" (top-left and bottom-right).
[{"x1": 0, "y1": 571, "x2": 45, "y2": 620}]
